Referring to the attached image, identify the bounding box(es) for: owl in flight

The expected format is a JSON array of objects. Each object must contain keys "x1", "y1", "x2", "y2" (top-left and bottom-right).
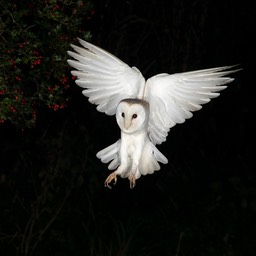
[{"x1": 67, "y1": 38, "x2": 239, "y2": 189}]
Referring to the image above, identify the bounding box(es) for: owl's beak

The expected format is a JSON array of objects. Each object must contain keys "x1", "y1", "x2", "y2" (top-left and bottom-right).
[{"x1": 124, "y1": 118, "x2": 131, "y2": 130}]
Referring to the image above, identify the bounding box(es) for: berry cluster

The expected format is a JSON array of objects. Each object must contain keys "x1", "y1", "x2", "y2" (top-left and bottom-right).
[{"x1": 0, "y1": 0, "x2": 94, "y2": 128}]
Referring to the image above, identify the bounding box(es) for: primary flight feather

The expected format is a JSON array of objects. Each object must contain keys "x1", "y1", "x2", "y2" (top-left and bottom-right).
[{"x1": 67, "y1": 38, "x2": 239, "y2": 188}]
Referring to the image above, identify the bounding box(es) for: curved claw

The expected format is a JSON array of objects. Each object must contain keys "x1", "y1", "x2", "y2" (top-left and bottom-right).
[
  {"x1": 104, "y1": 172, "x2": 117, "y2": 189},
  {"x1": 129, "y1": 174, "x2": 136, "y2": 189}
]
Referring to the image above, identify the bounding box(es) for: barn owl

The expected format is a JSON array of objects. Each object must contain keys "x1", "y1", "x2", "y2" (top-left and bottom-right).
[{"x1": 67, "y1": 38, "x2": 239, "y2": 189}]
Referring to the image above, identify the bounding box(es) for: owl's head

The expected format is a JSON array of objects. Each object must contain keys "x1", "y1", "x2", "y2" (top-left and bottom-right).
[{"x1": 116, "y1": 99, "x2": 149, "y2": 134}]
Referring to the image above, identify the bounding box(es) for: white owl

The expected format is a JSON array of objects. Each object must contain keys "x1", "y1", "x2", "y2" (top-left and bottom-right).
[{"x1": 67, "y1": 38, "x2": 239, "y2": 189}]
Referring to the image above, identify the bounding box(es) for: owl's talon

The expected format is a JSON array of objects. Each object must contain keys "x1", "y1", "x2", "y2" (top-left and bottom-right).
[
  {"x1": 129, "y1": 174, "x2": 136, "y2": 189},
  {"x1": 104, "y1": 172, "x2": 117, "y2": 189}
]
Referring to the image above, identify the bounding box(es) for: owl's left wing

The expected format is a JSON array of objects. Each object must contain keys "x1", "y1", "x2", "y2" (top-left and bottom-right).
[
  {"x1": 145, "y1": 66, "x2": 240, "y2": 145},
  {"x1": 67, "y1": 38, "x2": 145, "y2": 115}
]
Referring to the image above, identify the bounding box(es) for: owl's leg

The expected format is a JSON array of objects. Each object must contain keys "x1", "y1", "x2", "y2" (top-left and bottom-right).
[
  {"x1": 104, "y1": 164, "x2": 127, "y2": 189},
  {"x1": 128, "y1": 162, "x2": 140, "y2": 189},
  {"x1": 104, "y1": 172, "x2": 117, "y2": 189},
  {"x1": 128, "y1": 174, "x2": 136, "y2": 189}
]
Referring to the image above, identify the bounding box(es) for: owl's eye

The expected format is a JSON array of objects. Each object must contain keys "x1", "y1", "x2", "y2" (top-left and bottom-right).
[
  {"x1": 132, "y1": 114, "x2": 137, "y2": 119},
  {"x1": 121, "y1": 112, "x2": 125, "y2": 118}
]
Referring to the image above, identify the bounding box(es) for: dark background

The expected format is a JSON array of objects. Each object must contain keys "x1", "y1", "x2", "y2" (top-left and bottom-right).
[{"x1": 1, "y1": 0, "x2": 255, "y2": 255}]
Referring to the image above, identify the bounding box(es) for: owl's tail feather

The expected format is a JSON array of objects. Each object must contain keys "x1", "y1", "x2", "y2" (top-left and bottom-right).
[
  {"x1": 96, "y1": 140, "x2": 121, "y2": 170},
  {"x1": 139, "y1": 141, "x2": 168, "y2": 176},
  {"x1": 152, "y1": 143, "x2": 168, "y2": 164},
  {"x1": 96, "y1": 139, "x2": 168, "y2": 177}
]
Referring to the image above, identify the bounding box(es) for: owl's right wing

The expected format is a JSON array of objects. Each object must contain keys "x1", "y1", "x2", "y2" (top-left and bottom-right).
[
  {"x1": 67, "y1": 38, "x2": 145, "y2": 115},
  {"x1": 145, "y1": 66, "x2": 240, "y2": 145}
]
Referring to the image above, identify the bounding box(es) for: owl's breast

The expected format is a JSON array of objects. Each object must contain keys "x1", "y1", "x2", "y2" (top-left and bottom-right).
[
  {"x1": 121, "y1": 131, "x2": 148, "y2": 158},
  {"x1": 127, "y1": 142, "x2": 136, "y2": 157}
]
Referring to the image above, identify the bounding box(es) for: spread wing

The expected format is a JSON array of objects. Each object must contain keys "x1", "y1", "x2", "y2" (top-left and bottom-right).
[
  {"x1": 145, "y1": 66, "x2": 240, "y2": 145},
  {"x1": 67, "y1": 38, "x2": 145, "y2": 115}
]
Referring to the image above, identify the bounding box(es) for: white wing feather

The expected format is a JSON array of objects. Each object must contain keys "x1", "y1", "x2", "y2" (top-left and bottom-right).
[
  {"x1": 145, "y1": 66, "x2": 239, "y2": 145},
  {"x1": 67, "y1": 38, "x2": 145, "y2": 115}
]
